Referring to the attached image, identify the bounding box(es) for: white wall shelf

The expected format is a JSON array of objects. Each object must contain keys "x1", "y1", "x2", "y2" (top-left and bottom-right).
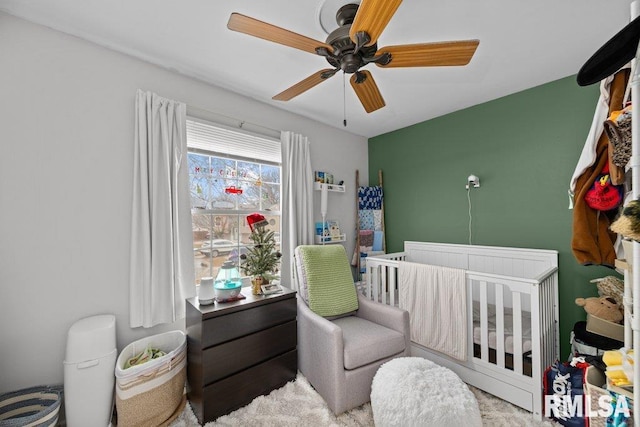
[
  {"x1": 314, "y1": 234, "x2": 347, "y2": 245},
  {"x1": 314, "y1": 182, "x2": 345, "y2": 193}
]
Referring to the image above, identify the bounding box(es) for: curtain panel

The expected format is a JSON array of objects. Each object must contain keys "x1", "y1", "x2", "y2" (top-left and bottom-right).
[
  {"x1": 130, "y1": 90, "x2": 195, "y2": 328},
  {"x1": 281, "y1": 131, "x2": 315, "y2": 290}
]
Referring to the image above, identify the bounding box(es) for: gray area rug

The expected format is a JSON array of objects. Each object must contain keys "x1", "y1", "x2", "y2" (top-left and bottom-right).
[{"x1": 169, "y1": 373, "x2": 558, "y2": 426}]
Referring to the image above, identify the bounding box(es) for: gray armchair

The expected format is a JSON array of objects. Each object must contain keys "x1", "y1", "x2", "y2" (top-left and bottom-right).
[{"x1": 294, "y1": 245, "x2": 410, "y2": 415}]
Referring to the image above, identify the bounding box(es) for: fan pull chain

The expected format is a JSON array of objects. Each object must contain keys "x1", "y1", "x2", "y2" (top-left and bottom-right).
[{"x1": 343, "y1": 72, "x2": 347, "y2": 127}]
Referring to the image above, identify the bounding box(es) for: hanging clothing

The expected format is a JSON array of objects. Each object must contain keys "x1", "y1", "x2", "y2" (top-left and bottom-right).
[
  {"x1": 569, "y1": 64, "x2": 631, "y2": 203},
  {"x1": 571, "y1": 68, "x2": 630, "y2": 267},
  {"x1": 569, "y1": 74, "x2": 616, "y2": 203}
]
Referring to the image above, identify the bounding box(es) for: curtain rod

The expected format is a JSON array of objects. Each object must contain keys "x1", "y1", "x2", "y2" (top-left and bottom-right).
[{"x1": 186, "y1": 105, "x2": 281, "y2": 140}]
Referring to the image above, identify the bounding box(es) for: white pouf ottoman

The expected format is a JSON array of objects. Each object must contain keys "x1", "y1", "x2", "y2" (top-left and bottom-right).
[{"x1": 371, "y1": 357, "x2": 482, "y2": 427}]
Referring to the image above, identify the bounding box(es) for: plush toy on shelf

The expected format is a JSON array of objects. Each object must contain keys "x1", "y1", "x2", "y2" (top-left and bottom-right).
[
  {"x1": 591, "y1": 276, "x2": 624, "y2": 307},
  {"x1": 575, "y1": 296, "x2": 624, "y2": 324}
]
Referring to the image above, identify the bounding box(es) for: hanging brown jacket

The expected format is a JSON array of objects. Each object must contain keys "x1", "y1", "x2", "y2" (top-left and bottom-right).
[{"x1": 571, "y1": 68, "x2": 629, "y2": 267}]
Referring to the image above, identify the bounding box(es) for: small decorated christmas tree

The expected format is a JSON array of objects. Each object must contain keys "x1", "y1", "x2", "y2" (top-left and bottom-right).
[{"x1": 240, "y1": 214, "x2": 281, "y2": 293}]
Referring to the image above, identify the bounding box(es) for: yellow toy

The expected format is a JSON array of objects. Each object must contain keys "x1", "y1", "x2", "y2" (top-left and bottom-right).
[
  {"x1": 604, "y1": 348, "x2": 634, "y2": 366},
  {"x1": 603, "y1": 348, "x2": 634, "y2": 386}
]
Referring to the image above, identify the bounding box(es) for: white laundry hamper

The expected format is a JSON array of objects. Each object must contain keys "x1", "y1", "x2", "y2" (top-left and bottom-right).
[{"x1": 115, "y1": 330, "x2": 187, "y2": 427}]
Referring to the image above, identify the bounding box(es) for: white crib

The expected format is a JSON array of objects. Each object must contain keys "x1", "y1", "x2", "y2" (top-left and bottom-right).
[{"x1": 362, "y1": 241, "x2": 559, "y2": 420}]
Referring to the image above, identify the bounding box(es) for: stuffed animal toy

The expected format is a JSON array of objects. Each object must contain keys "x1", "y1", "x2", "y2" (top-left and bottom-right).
[
  {"x1": 575, "y1": 296, "x2": 624, "y2": 324},
  {"x1": 593, "y1": 276, "x2": 624, "y2": 307}
]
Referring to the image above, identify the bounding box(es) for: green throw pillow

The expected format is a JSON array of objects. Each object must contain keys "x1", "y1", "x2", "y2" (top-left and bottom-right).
[{"x1": 297, "y1": 245, "x2": 358, "y2": 317}]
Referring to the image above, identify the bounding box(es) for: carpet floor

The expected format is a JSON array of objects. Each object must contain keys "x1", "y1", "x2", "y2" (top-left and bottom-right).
[{"x1": 169, "y1": 372, "x2": 558, "y2": 426}]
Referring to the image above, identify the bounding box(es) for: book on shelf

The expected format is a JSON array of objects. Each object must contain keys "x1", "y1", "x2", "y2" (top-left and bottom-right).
[
  {"x1": 315, "y1": 221, "x2": 329, "y2": 237},
  {"x1": 314, "y1": 171, "x2": 334, "y2": 184}
]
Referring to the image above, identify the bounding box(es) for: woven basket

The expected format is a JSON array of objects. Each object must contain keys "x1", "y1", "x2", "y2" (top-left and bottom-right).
[
  {"x1": 115, "y1": 331, "x2": 187, "y2": 427},
  {"x1": 585, "y1": 366, "x2": 634, "y2": 426},
  {"x1": 0, "y1": 385, "x2": 62, "y2": 427}
]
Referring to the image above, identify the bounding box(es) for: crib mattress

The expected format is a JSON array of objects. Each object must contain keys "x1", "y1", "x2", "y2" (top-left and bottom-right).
[
  {"x1": 473, "y1": 310, "x2": 532, "y2": 355},
  {"x1": 370, "y1": 292, "x2": 533, "y2": 355}
]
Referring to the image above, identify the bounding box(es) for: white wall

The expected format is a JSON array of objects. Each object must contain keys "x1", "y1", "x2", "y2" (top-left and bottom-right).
[{"x1": 0, "y1": 12, "x2": 368, "y2": 392}]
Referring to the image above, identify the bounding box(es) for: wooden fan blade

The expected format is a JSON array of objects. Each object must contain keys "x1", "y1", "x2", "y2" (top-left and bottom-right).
[
  {"x1": 376, "y1": 40, "x2": 479, "y2": 68},
  {"x1": 350, "y1": 0, "x2": 402, "y2": 47},
  {"x1": 350, "y1": 70, "x2": 385, "y2": 113},
  {"x1": 273, "y1": 69, "x2": 337, "y2": 101},
  {"x1": 228, "y1": 13, "x2": 333, "y2": 55}
]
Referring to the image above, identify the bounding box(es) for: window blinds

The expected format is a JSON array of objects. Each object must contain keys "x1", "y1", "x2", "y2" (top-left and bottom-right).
[{"x1": 186, "y1": 118, "x2": 281, "y2": 164}]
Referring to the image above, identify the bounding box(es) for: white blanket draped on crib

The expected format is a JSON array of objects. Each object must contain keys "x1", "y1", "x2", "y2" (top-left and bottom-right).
[{"x1": 398, "y1": 261, "x2": 467, "y2": 361}]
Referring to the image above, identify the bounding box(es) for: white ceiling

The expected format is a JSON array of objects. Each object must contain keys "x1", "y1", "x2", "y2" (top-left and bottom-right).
[{"x1": 0, "y1": 0, "x2": 633, "y2": 137}]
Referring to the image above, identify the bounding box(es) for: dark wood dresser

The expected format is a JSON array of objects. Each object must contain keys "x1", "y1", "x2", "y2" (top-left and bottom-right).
[{"x1": 185, "y1": 287, "x2": 297, "y2": 424}]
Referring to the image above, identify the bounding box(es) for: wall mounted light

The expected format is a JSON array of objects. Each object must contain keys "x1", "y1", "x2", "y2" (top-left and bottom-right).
[
  {"x1": 466, "y1": 174, "x2": 480, "y2": 189},
  {"x1": 466, "y1": 174, "x2": 480, "y2": 244}
]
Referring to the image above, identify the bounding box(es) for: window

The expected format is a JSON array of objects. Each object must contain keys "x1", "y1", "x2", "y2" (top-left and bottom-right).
[{"x1": 187, "y1": 118, "x2": 281, "y2": 285}]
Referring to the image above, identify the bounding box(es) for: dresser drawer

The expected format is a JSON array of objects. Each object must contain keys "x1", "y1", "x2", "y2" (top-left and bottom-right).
[
  {"x1": 201, "y1": 349, "x2": 297, "y2": 422},
  {"x1": 202, "y1": 320, "x2": 296, "y2": 384},
  {"x1": 201, "y1": 297, "x2": 296, "y2": 348}
]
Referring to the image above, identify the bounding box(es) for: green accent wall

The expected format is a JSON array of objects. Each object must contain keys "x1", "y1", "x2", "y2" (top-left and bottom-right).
[{"x1": 369, "y1": 75, "x2": 620, "y2": 358}]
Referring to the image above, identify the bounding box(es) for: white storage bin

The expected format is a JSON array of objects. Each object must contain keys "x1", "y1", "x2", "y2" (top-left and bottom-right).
[
  {"x1": 115, "y1": 330, "x2": 187, "y2": 427},
  {"x1": 63, "y1": 314, "x2": 116, "y2": 427}
]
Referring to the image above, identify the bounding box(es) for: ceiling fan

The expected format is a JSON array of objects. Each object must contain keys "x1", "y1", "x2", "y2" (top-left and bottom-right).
[{"x1": 227, "y1": 0, "x2": 479, "y2": 114}]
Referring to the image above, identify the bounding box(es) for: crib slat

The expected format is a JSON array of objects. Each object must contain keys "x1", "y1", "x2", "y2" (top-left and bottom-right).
[
  {"x1": 542, "y1": 280, "x2": 550, "y2": 365},
  {"x1": 367, "y1": 265, "x2": 374, "y2": 300},
  {"x1": 495, "y1": 284, "x2": 505, "y2": 369},
  {"x1": 548, "y1": 274, "x2": 559, "y2": 365},
  {"x1": 373, "y1": 265, "x2": 380, "y2": 302},
  {"x1": 372, "y1": 265, "x2": 379, "y2": 301},
  {"x1": 389, "y1": 266, "x2": 396, "y2": 307},
  {"x1": 467, "y1": 280, "x2": 475, "y2": 361},
  {"x1": 378, "y1": 265, "x2": 387, "y2": 304},
  {"x1": 513, "y1": 293, "x2": 523, "y2": 375},
  {"x1": 480, "y1": 280, "x2": 488, "y2": 362},
  {"x1": 530, "y1": 282, "x2": 541, "y2": 383}
]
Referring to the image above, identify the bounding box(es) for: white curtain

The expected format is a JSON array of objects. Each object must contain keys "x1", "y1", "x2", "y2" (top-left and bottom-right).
[
  {"x1": 130, "y1": 90, "x2": 195, "y2": 328},
  {"x1": 281, "y1": 131, "x2": 315, "y2": 290}
]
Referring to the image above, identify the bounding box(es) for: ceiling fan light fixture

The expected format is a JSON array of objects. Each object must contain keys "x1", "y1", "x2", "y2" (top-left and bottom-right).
[{"x1": 323, "y1": 16, "x2": 377, "y2": 72}]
